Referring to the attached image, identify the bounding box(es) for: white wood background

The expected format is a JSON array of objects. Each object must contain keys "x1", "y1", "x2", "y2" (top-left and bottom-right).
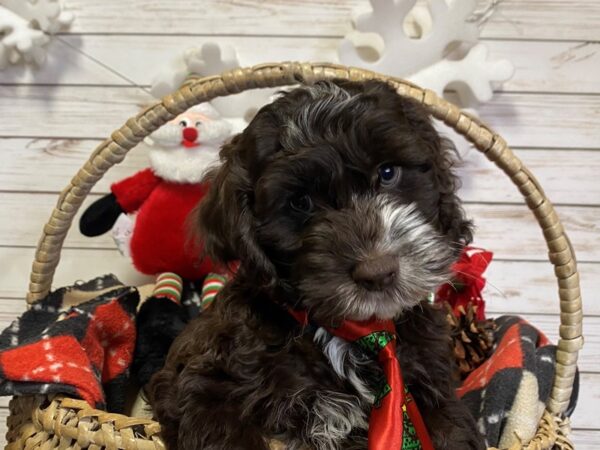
[{"x1": 1, "y1": 0, "x2": 599, "y2": 447}]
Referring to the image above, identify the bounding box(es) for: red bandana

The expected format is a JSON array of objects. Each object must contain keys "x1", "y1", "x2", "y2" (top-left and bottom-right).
[{"x1": 289, "y1": 310, "x2": 435, "y2": 450}]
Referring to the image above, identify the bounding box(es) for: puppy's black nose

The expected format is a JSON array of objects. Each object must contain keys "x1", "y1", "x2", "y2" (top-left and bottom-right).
[{"x1": 352, "y1": 254, "x2": 398, "y2": 291}]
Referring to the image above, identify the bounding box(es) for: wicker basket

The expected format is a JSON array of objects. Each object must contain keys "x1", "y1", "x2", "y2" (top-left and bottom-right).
[{"x1": 6, "y1": 62, "x2": 582, "y2": 450}]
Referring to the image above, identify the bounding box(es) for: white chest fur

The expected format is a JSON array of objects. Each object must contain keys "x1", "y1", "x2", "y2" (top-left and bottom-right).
[
  {"x1": 302, "y1": 327, "x2": 373, "y2": 449},
  {"x1": 314, "y1": 327, "x2": 375, "y2": 403}
]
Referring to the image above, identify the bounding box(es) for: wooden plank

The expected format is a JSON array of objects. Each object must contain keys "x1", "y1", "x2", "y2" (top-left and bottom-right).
[
  {"x1": 57, "y1": 0, "x2": 600, "y2": 41},
  {"x1": 464, "y1": 203, "x2": 600, "y2": 262},
  {"x1": 1, "y1": 86, "x2": 599, "y2": 148},
  {"x1": 0, "y1": 38, "x2": 124, "y2": 86},
  {"x1": 3, "y1": 37, "x2": 600, "y2": 95},
  {"x1": 444, "y1": 92, "x2": 600, "y2": 150},
  {"x1": 0, "y1": 138, "x2": 147, "y2": 194},
  {"x1": 0, "y1": 299, "x2": 26, "y2": 332},
  {"x1": 0, "y1": 247, "x2": 151, "y2": 301},
  {"x1": 488, "y1": 41, "x2": 600, "y2": 94},
  {"x1": 1, "y1": 191, "x2": 599, "y2": 260},
  {"x1": 60, "y1": 0, "x2": 355, "y2": 36},
  {"x1": 569, "y1": 373, "x2": 600, "y2": 430},
  {"x1": 0, "y1": 192, "x2": 113, "y2": 249},
  {"x1": 457, "y1": 149, "x2": 600, "y2": 206},
  {"x1": 484, "y1": 260, "x2": 600, "y2": 316},
  {"x1": 570, "y1": 429, "x2": 600, "y2": 450},
  {"x1": 479, "y1": 0, "x2": 600, "y2": 41},
  {"x1": 2, "y1": 139, "x2": 599, "y2": 206},
  {"x1": 0, "y1": 406, "x2": 9, "y2": 448},
  {"x1": 0, "y1": 86, "x2": 152, "y2": 139}
]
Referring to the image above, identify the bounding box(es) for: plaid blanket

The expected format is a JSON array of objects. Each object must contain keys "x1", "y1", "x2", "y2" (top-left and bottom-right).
[
  {"x1": 0, "y1": 275, "x2": 579, "y2": 448},
  {"x1": 458, "y1": 315, "x2": 579, "y2": 448},
  {"x1": 0, "y1": 275, "x2": 138, "y2": 412}
]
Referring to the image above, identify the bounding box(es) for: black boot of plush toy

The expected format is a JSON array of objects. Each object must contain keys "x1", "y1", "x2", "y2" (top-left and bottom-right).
[
  {"x1": 79, "y1": 193, "x2": 124, "y2": 236},
  {"x1": 131, "y1": 295, "x2": 189, "y2": 388}
]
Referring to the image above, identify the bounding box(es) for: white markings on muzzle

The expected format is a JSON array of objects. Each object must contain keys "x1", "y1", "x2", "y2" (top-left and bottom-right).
[{"x1": 377, "y1": 199, "x2": 437, "y2": 254}]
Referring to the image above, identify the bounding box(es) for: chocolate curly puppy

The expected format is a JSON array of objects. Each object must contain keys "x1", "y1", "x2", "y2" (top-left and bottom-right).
[{"x1": 148, "y1": 80, "x2": 485, "y2": 450}]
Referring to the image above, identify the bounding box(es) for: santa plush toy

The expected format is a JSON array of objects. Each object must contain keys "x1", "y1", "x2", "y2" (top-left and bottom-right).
[
  {"x1": 80, "y1": 103, "x2": 232, "y2": 388},
  {"x1": 80, "y1": 102, "x2": 231, "y2": 282}
]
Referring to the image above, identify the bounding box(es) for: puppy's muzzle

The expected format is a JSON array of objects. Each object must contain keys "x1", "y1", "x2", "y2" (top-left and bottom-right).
[{"x1": 352, "y1": 254, "x2": 398, "y2": 291}]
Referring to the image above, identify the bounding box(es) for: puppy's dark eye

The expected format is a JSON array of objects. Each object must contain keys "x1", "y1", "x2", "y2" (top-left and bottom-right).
[
  {"x1": 289, "y1": 194, "x2": 314, "y2": 214},
  {"x1": 417, "y1": 163, "x2": 432, "y2": 173},
  {"x1": 378, "y1": 164, "x2": 402, "y2": 187}
]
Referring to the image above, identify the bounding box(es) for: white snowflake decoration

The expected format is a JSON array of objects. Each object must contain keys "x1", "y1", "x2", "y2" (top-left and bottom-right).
[
  {"x1": 0, "y1": 0, "x2": 73, "y2": 69},
  {"x1": 150, "y1": 1, "x2": 512, "y2": 121},
  {"x1": 151, "y1": 42, "x2": 276, "y2": 126},
  {"x1": 410, "y1": 43, "x2": 513, "y2": 106},
  {"x1": 338, "y1": 0, "x2": 514, "y2": 106},
  {"x1": 150, "y1": 43, "x2": 239, "y2": 99}
]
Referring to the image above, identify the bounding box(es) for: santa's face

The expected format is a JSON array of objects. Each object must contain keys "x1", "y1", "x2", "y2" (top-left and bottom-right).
[{"x1": 146, "y1": 103, "x2": 232, "y2": 183}]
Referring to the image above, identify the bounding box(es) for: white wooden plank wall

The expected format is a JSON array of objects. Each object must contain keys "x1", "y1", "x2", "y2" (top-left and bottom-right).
[{"x1": 0, "y1": 0, "x2": 599, "y2": 446}]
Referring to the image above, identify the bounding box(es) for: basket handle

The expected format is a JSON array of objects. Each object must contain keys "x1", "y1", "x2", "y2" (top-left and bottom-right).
[{"x1": 26, "y1": 62, "x2": 582, "y2": 416}]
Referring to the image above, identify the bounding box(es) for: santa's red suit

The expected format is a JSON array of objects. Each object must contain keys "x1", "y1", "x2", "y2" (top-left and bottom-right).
[
  {"x1": 80, "y1": 102, "x2": 232, "y2": 281},
  {"x1": 111, "y1": 169, "x2": 213, "y2": 280}
]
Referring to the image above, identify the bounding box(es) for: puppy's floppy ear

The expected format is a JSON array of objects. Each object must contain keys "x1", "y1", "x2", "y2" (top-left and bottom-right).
[
  {"x1": 194, "y1": 134, "x2": 277, "y2": 282},
  {"x1": 432, "y1": 136, "x2": 473, "y2": 250},
  {"x1": 397, "y1": 94, "x2": 473, "y2": 251}
]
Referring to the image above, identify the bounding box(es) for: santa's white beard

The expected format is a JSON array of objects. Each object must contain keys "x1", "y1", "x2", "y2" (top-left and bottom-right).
[{"x1": 148, "y1": 146, "x2": 220, "y2": 183}]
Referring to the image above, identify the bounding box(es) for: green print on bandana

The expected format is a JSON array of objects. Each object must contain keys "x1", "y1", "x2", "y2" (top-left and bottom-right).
[
  {"x1": 355, "y1": 330, "x2": 395, "y2": 356},
  {"x1": 402, "y1": 397, "x2": 422, "y2": 450},
  {"x1": 373, "y1": 382, "x2": 392, "y2": 408},
  {"x1": 357, "y1": 331, "x2": 424, "y2": 450}
]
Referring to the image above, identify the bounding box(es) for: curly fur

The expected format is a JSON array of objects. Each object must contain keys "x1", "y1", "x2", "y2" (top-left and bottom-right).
[{"x1": 148, "y1": 80, "x2": 484, "y2": 450}]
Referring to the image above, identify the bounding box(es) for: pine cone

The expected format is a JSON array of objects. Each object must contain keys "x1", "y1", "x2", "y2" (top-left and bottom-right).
[{"x1": 444, "y1": 302, "x2": 496, "y2": 379}]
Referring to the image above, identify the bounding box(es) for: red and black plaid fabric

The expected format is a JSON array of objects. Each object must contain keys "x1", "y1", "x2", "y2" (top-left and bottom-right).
[
  {"x1": 0, "y1": 272, "x2": 580, "y2": 447},
  {"x1": 458, "y1": 315, "x2": 579, "y2": 448},
  {"x1": 0, "y1": 276, "x2": 138, "y2": 412}
]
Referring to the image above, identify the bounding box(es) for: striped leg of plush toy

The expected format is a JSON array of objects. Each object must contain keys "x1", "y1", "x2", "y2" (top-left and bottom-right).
[
  {"x1": 152, "y1": 273, "x2": 183, "y2": 304},
  {"x1": 200, "y1": 273, "x2": 228, "y2": 310}
]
